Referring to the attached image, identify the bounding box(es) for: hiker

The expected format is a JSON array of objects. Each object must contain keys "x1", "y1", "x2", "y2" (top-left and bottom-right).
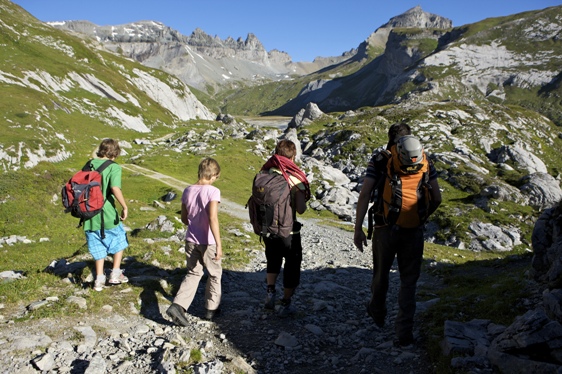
[
  {"x1": 353, "y1": 123, "x2": 442, "y2": 346},
  {"x1": 84, "y1": 139, "x2": 129, "y2": 292},
  {"x1": 166, "y1": 157, "x2": 222, "y2": 326},
  {"x1": 260, "y1": 139, "x2": 311, "y2": 317}
]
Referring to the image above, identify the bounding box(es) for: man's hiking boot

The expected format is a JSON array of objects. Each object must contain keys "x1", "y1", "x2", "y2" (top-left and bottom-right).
[
  {"x1": 366, "y1": 302, "x2": 385, "y2": 328},
  {"x1": 278, "y1": 299, "x2": 296, "y2": 318},
  {"x1": 166, "y1": 303, "x2": 190, "y2": 327},
  {"x1": 204, "y1": 307, "x2": 221, "y2": 321},
  {"x1": 394, "y1": 333, "x2": 415, "y2": 348},
  {"x1": 108, "y1": 269, "x2": 128, "y2": 284},
  {"x1": 264, "y1": 290, "x2": 276, "y2": 310},
  {"x1": 94, "y1": 275, "x2": 106, "y2": 292}
]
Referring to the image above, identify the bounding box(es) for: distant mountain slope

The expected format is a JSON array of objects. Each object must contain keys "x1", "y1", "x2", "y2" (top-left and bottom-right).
[
  {"x1": 267, "y1": 5, "x2": 562, "y2": 119},
  {"x1": 0, "y1": 0, "x2": 215, "y2": 171},
  {"x1": 221, "y1": 6, "x2": 454, "y2": 116},
  {"x1": 49, "y1": 20, "x2": 349, "y2": 94}
]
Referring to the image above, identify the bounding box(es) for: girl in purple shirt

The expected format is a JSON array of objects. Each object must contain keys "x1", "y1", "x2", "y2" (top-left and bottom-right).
[{"x1": 166, "y1": 158, "x2": 222, "y2": 326}]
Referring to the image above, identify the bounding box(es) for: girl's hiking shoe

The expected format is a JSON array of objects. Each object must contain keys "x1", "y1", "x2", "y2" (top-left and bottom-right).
[
  {"x1": 166, "y1": 303, "x2": 190, "y2": 327},
  {"x1": 204, "y1": 307, "x2": 221, "y2": 321},
  {"x1": 94, "y1": 275, "x2": 106, "y2": 292},
  {"x1": 108, "y1": 269, "x2": 128, "y2": 284}
]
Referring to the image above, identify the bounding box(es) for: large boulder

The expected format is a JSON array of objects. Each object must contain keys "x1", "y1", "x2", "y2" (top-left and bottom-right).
[
  {"x1": 520, "y1": 173, "x2": 562, "y2": 209},
  {"x1": 288, "y1": 102, "x2": 324, "y2": 129},
  {"x1": 488, "y1": 143, "x2": 548, "y2": 174}
]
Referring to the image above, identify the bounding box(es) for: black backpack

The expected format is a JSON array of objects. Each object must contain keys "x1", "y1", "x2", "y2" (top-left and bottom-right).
[{"x1": 247, "y1": 171, "x2": 293, "y2": 239}]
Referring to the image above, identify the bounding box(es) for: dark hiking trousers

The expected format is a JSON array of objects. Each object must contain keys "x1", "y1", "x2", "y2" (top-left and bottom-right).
[
  {"x1": 264, "y1": 230, "x2": 303, "y2": 289},
  {"x1": 369, "y1": 225, "x2": 424, "y2": 341}
]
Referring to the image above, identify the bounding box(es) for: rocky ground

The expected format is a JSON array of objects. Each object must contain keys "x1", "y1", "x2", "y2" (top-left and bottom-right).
[{"x1": 0, "y1": 216, "x2": 442, "y2": 374}]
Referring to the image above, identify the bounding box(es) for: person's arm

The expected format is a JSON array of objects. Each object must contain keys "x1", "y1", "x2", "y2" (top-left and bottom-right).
[
  {"x1": 110, "y1": 186, "x2": 128, "y2": 221},
  {"x1": 208, "y1": 200, "x2": 222, "y2": 261},
  {"x1": 293, "y1": 187, "x2": 307, "y2": 215},
  {"x1": 181, "y1": 202, "x2": 189, "y2": 226},
  {"x1": 354, "y1": 177, "x2": 376, "y2": 252},
  {"x1": 427, "y1": 178, "x2": 442, "y2": 217}
]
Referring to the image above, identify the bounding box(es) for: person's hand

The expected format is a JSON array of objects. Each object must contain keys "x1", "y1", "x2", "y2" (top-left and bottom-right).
[
  {"x1": 214, "y1": 245, "x2": 223, "y2": 261},
  {"x1": 354, "y1": 228, "x2": 367, "y2": 252},
  {"x1": 120, "y1": 207, "x2": 128, "y2": 221}
]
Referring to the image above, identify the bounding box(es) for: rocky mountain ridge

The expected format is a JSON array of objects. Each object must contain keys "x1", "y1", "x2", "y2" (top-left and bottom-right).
[
  {"x1": 49, "y1": 20, "x2": 334, "y2": 93},
  {"x1": 48, "y1": 6, "x2": 454, "y2": 95},
  {"x1": 277, "y1": 6, "x2": 561, "y2": 115}
]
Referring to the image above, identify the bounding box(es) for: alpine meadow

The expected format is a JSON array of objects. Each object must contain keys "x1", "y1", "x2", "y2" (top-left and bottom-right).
[{"x1": 2, "y1": 1, "x2": 562, "y2": 372}]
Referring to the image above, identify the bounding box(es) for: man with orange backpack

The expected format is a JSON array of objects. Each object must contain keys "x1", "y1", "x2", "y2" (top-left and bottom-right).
[{"x1": 354, "y1": 123, "x2": 442, "y2": 346}]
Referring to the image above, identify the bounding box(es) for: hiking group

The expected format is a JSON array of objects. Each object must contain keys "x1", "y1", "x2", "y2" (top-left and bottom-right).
[{"x1": 68, "y1": 124, "x2": 441, "y2": 346}]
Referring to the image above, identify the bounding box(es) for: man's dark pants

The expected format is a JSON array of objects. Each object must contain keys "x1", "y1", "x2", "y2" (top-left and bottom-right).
[{"x1": 369, "y1": 224, "x2": 424, "y2": 341}]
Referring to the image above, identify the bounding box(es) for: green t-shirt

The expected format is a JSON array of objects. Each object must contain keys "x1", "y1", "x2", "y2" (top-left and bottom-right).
[{"x1": 82, "y1": 158, "x2": 122, "y2": 232}]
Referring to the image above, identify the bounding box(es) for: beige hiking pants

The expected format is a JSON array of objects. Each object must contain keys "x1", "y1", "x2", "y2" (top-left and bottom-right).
[{"x1": 173, "y1": 242, "x2": 222, "y2": 311}]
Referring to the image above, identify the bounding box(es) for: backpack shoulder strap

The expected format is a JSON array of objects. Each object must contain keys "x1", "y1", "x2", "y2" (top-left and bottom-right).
[
  {"x1": 81, "y1": 159, "x2": 94, "y2": 172},
  {"x1": 369, "y1": 150, "x2": 392, "y2": 203},
  {"x1": 95, "y1": 160, "x2": 115, "y2": 174}
]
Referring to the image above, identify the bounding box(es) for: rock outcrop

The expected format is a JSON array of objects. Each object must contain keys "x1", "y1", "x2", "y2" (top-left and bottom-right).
[{"x1": 440, "y1": 202, "x2": 562, "y2": 372}]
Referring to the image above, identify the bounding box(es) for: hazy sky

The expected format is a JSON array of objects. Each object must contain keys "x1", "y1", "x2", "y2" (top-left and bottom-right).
[{"x1": 10, "y1": 0, "x2": 562, "y2": 62}]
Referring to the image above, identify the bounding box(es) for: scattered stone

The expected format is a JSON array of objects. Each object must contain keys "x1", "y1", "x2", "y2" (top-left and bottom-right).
[{"x1": 31, "y1": 353, "x2": 55, "y2": 371}]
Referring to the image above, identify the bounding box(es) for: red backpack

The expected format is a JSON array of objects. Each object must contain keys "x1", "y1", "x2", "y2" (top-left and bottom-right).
[{"x1": 61, "y1": 160, "x2": 114, "y2": 237}]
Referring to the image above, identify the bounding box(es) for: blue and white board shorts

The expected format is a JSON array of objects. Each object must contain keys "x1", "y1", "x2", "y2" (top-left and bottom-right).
[{"x1": 85, "y1": 224, "x2": 129, "y2": 261}]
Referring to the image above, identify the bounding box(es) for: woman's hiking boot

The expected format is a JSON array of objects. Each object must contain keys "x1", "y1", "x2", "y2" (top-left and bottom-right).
[
  {"x1": 278, "y1": 298, "x2": 296, "y2": 318},
  {"x1": 264, "y1": 290, "x2": 276, "y2": 310}
]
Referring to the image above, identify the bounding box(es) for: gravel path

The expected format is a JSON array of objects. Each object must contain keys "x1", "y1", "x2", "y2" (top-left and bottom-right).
[{"x1": 0, "y1": 168, "x2": 438, "y2": 373}]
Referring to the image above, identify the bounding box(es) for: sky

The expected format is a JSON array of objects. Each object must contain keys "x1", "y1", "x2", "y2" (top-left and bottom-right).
[{"x1": 10, "y1": 0, "x2": 562, "y2": 62}]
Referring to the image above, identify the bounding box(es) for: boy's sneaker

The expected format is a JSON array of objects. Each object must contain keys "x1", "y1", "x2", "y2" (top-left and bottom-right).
[
  {"x1": 94, "y1": 275, "x2": 106, "y2": 292},
  {"x1": 264, "y1": 291, "x2": 276, "y2": 310},
  {"x1": 108, "y1": 269, "x2": 128, "y2": 284},
  {"x1": 166, "y1": 303, "x2": 190, "y2": 327},
  {"x1": 278, "y1": 299, "x2": 296, "y2": 318}
]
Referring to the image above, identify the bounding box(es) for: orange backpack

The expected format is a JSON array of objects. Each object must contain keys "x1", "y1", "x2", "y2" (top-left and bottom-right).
[{"x1": 367, "y1": 145, "x2": 432, "y2": 236}]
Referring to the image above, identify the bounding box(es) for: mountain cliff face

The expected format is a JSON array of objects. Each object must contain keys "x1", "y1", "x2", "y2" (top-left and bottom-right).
[
  {"x1": 50, "y1": 21, "x2": 333, "y2": 93},
  {"x1": 267, "y1": 5, "x2": 562, "y2": 120}
]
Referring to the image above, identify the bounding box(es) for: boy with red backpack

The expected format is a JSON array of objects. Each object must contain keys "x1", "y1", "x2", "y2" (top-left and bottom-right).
[{"x1": 82, "y1": 139, "x2": 129, "y2": 291}]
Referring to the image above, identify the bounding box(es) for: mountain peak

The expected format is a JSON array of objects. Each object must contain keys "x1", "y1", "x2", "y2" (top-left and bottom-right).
[{"x1": 383, "y1": 6, "x2": 452, "y2": 29}]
